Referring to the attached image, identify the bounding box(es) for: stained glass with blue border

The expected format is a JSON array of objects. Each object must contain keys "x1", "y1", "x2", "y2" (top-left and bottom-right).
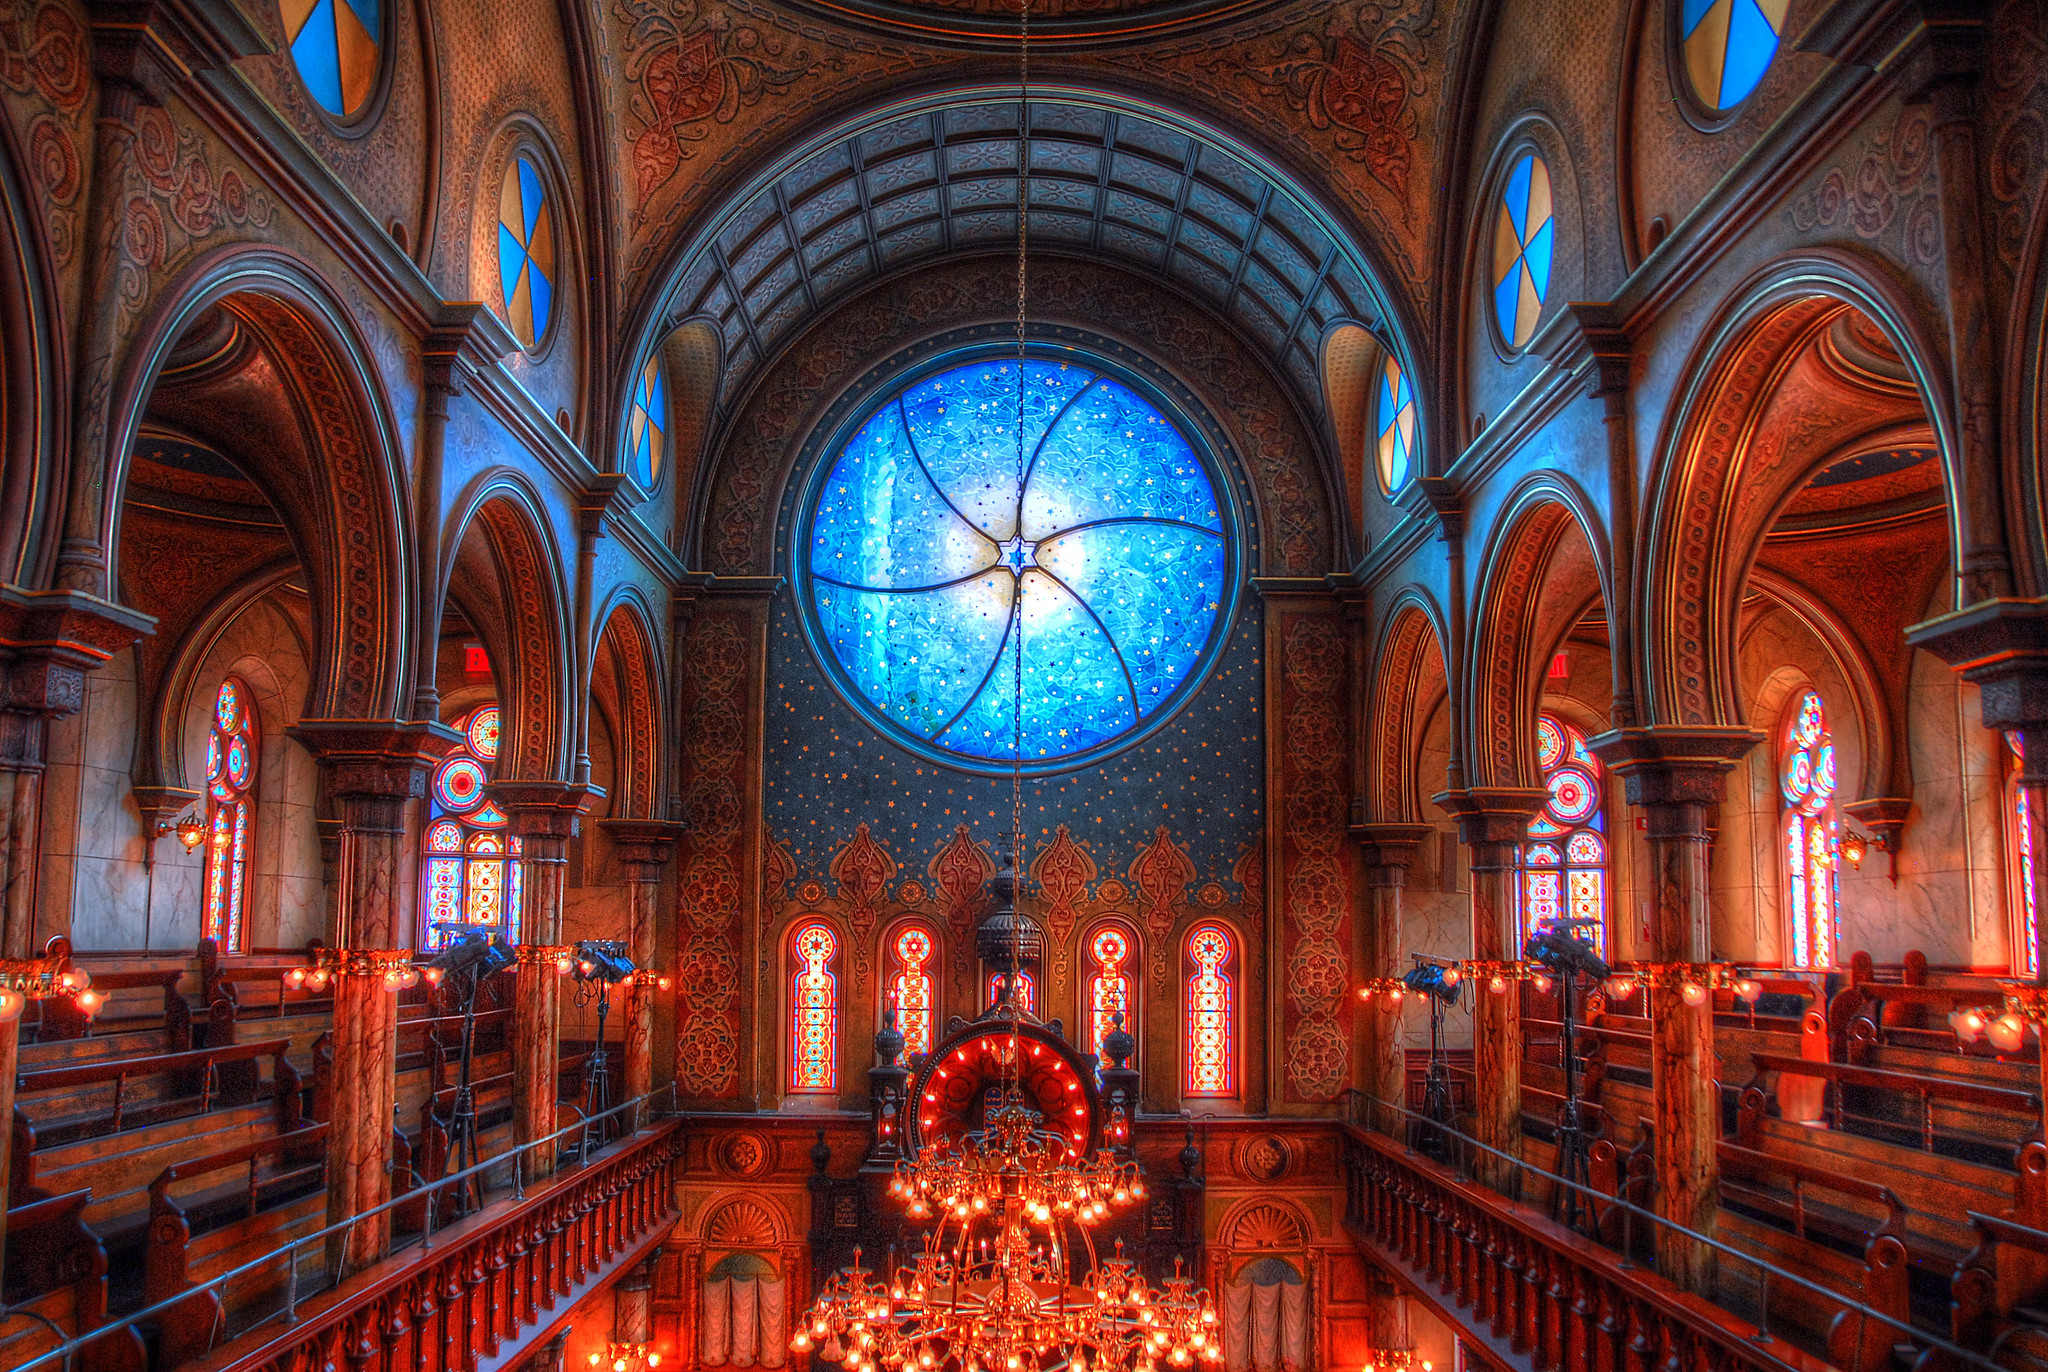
[
  {"x1": 1682, "y1": 0, "x2": 1788, "y2": 112},
  {"x1": 801, "y1": 357, "x2": 1230, "y2": 771}
]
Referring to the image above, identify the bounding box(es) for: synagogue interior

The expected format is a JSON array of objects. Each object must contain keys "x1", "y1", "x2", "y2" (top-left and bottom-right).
[{"x1": 2, "y1": 1, "x2": 2047, "y2": 1370}]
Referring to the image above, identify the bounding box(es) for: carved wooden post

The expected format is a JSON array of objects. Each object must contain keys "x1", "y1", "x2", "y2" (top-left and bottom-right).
[
  {"x1": 1588, "y1": 727, "x2": 1760, "y2": 1294},
  {"x1": 1432, "y1": 789, "x2": 1545, "y2": 1189},
  {"x1": 601, "y1": 820, "x2": 685, "y2": 1126},
  {"x1": 292, "y1": 720, "x2": 458, "y2": 1278},
  {"x1": 1349, "y1": 821, "x2": 1434, "y2": 1126},
  {"x1": 496, "y1": 781, "x2": 594, "y2": 1181}
]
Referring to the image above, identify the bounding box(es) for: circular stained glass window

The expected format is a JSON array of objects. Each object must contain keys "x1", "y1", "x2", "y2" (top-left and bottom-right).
[
  {"x1": 1680, "y1": 0, "x2": 1786, "y2": 113},
  {"x1": 1492, "y1": 152, "x2": 1555, "y2": 350},
  {"x1": 626, "y1": 354, "x2": 666, "y2": 489},
  {"x1": 496, "y1": 156, "x2": 556, "y2": 350},
  {"x1": 282, "y1": 0, "x2": 382, "y2": 121},
  {"x1": 466, "y1": 706, "x2": 501, "y2": 761},
  {"x1": 435, "y1": 757, "x2": 488, "y2": 812},
  {"x1": 797, "y1": 354, "x2": 1237, "y2": 775}
]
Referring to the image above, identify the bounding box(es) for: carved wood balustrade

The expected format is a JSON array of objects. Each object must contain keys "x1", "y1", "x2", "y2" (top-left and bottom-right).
[
  {"x1": 1340, "y1": 1125, "x2": 1837, "y2": 1372},
  {"x1": 188, "y1": 1119, "x2": 682, "y2": 1372}
]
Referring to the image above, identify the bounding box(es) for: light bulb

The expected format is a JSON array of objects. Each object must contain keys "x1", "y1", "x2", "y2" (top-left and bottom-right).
[
  {"x1": 1358, "y1": 986, "x2": 1374, "y2": 1000},
  {"x1": 285, "y1": 967, "x2": 306, "y2": 990},
  {"x1": 1489, "y1": 976, "x2": 1507, "y2": 994},
  {"x1": 589, "y1": 1355, "x2": 602, "y2": 1367},
  {"x1": 648, "y1": 1356, "x2": 660, "y2": 1367},
  {"x1": 1530, "y1": 973, "x2": 1552, "y2": 995},
  {"x1": 76, "y1": 989, "x2": 105, "y2": 1019},
  {"x1": 1680, "y1": 982, "x2": 1708, "y2": 1008},
  {"x1": 1958, "y1": 1009, "x2": 1988, "y2": 1043},
  {"x1": 1735, "y1": 978, "x2": 1762, "y2": 1003},
  {"x1": 0, "y1": 987, "x2": 24, "y2": 1024},
  {"x1": 615, "y1": 1360, "x2": 628, "y2": 1371},
  {"x1": 1990, "y1": 1013, "x2": 2029, "y2": 1053},
  {"x1": 1442, "y1": 965, "x2": 1462, "y2": 986}
]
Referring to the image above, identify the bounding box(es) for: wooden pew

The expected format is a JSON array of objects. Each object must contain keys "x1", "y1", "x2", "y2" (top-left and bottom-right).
[
  {"x1": 0, "y1": 1189, "x2": 146, "y2": 1371},
  {"x1": 144, "y1": 1123, "x2": 330, "y2": 1367},
  {"x1": 1951, "y1": 1209, "x2": 2048, "y2": 1365},
  {"x1": 32, "y1": 968, "x2": 190, "y2": 1050},
  {"x1": 1741, "y1": 1051, "x2": 2040, "y2": 1159},
  {"x1": 12, "y1": 1037, "x2": 301, "y2": 1152},
  {"x1": 1716, "y1": 1141, "x2": 1917, "y2": 1372}
]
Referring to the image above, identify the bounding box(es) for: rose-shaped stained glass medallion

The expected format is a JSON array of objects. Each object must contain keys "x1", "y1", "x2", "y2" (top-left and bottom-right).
[
  {"x1": 435, "y1": 757, "x2": 488, "y2": 813},
  {"x1": 800, "y1": 356, "x2": 1234, "y2": 774},
  {"x1": 466, "y1": 705, "x2": 502, "y2": 760}
]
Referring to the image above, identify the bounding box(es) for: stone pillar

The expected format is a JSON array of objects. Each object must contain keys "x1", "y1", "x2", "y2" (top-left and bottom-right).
[
  {"x1": 600, "y1": 820, "x2": 684, "y2": 1126},
  {"x1": 290, "y1": 720, "x2": 456, "y2": 1278},
  {"x1": 613, "y1": 1257, "x2": 655, "y2": 1347},
  {"x1": 1910, "y1": 601, "x2": 2048, "y2": 1139},
  {"x1": 1430, "y1": 789, "x2": 1545, "y2": 1189},
  {"x1": 0, "y1": 589, "x2": 151, "y2": 1289},
  {"x1": 1588, "y1": 726, "x2": 1760, "y2": 1293},
  {"x1": 1348, "y1": 822, "x2": 1434, "y2": 1127},
  {"x1": 497, "y1": 781, "x2": 594, "y2": 1180}
]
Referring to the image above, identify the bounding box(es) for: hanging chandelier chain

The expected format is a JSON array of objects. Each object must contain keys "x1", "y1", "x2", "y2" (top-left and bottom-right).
[{"x1": 1009, "y1": 0, "x2": 1029, "y2": 1045}]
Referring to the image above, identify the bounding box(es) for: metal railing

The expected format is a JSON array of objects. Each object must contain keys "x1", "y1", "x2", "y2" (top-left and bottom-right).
[
  {"x1": 1341, "y1": 1088, "x2": 2019, "y2": 1372},
  {"x1": 4, "y1": 1082, "x2": 678, "y2": 1372}
]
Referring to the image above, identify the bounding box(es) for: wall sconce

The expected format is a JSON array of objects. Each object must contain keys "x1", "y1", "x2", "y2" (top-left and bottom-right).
[{"x1": 152, "y1": 810, "x2": 207, "y2": 852}]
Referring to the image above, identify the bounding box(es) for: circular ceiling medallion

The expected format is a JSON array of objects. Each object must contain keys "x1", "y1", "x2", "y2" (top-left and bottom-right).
[{"x1": 778, "y1": 0, "x2": 1291, "y2": 47}]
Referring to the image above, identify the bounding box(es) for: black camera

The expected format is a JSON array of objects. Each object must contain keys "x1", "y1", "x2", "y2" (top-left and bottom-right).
[
  {"x1": 427, "y1": 932, "x2": 515, "y2": 978},
  {"x1": 1402, "y1": 961, "x2": 1462, "y2": 1006},
  {"x1": 1524, "y1": 920, "x2": 1610, "y2": 982}
]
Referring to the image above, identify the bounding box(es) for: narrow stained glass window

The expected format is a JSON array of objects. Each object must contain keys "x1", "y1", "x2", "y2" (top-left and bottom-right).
[
  {"x1": 2009, "y1": 734, "x2": 2038, "y2": 979},
  {"x1": 1086, "y1": 924, "x2": 1136, "y2": 1078},
  {"x1": 626, "y1": 352, "x2": 666, "y2": 489},
  {"x1": 202, "y1": 678, "x2": 257, "y2": 952},
  {"x1": 987, "y1": 968, "x2": 1037, "y2": 1016},
  {"x1": 791, "y1": 922, "x2": 840, "y2": 1093},
  {"x1": 1521, "y1": 714, "x2": 1608, "y2": 954},
  {"x1": 889, "y1": 924, "x2": 936, "y2": 1059},
  {"x1": 1492, "y1": 152, "x2": 1554, "y2": 350},
  {"x1": 800, "y1": 356, "x2": 1233, "y2": 773},
  {"x1": 420, "y1": 705, "x2": 523, "y2": 949},
  {"x1": 497, "y1": 156, "x2": 555, "y2": 349},
  {"x1": 1781, "y1": 690, "x2": 1840, "y2": 969},
  {"x1": 1184, "y1": 922, "x2": 1236, "y2": 1097},
  {"x1": 1681, "y1": 0, "x2": 1787, "y2": 113},
  {"x1": 1375, "y1": 353, "x2": 1416, "y2": 494}
]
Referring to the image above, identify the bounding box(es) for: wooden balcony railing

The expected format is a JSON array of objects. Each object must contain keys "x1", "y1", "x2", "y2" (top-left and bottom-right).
[{"x1": 1341, "y1": 1124, "x2": 1842, "y2": 1372}]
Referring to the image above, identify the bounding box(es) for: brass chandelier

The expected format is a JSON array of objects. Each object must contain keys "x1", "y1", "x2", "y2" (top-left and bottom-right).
[{"x1": 789, "y1": 4, "x2": 1223, "y2": 1368}]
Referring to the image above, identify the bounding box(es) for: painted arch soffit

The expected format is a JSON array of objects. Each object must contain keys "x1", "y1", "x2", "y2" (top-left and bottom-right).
[{"x1": 641, "y1": 95, "x2": 1417, "y2": 436}]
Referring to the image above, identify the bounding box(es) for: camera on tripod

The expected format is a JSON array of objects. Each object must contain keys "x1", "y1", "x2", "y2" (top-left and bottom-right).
[
  {"x1": 1402, "y1": 960, "x2": 1463, "y2": 1006},
  {"x1": 425, "y1": 931, "x2": 515, "y2": 985},
  {"x1": 1523, "y1": 918, "x2": 1609, "y2": 983}
]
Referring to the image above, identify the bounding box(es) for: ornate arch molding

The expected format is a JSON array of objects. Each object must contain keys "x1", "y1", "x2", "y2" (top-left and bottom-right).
[
  {"x1": 441, "y1": 479, "x2": 572, "y2": 783},
  {"x1": 1216, "y1": 1194, "x2": 1316, "y2": 1253},
  {"x1": 618, "y1": 84, "x2": 1426, "y2": 515},
  {"x1": 1364, "y1": 592, "x2": 1449, "y2": 824},
  {"x1": 1641, "y1": 253, "x2": 1965, "y2": 730},
  {"x1": 1742, "y1": 568, "x2": 1895, "y2": 803},
  {"x1": 102, "y1": 247, "x2": 411, "y2": 720},
  {"x1": 2015, "y1": 190, "x2": 2048, "y2": 598},
  {"x1": 136, "y1": 556, "x2": 302, "y2": 803},
  {"x1": 0, "y1": 101, "x2": 67, "y2": 588},
  {"x1": 701, "y1": 256, "x2": 1330, "y2": 579},
  {"x1": 1467, "y1": 478, "x2": 1611, "y2": 789},
  {"x1": 592, "y1": 592, "x2": 664, "y2": 818}
]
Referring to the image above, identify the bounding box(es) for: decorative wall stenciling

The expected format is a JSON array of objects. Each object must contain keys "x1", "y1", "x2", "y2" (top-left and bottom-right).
[
  {"x1": 1278, "y1": 612, "x2": 1352, "y2": 1104},
  {"x1": 676, "y1": 611, "x2": 751, "y2": 1099},
  {"x1": 1031, "y1": 825, "x2": 1096, "y2": 974}
]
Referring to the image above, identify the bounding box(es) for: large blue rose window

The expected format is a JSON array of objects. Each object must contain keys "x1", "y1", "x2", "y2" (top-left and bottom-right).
[{"x1": 800, "y1": 356, "x2": 1233, "y2": 772}]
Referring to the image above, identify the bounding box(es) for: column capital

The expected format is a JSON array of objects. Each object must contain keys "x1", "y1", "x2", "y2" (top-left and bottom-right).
[
  {"x1": 492, "y1": 780, "x2": 599, "y2": 839},
  {"x1": 599, "y1": 818, "x2": 687, "y2": 870},
  {"x1": 1584, "y1": 726, "x2": 1764, "y2": 804},
  {"x1": 288, "y1": 718, "x2": 461, "y2": 801},
  {"x1": 1909, "y1": 598, "x2": 2048, "y2": 733},
  {"x1": 1347, "y1": 820, "x2": 1435, "y2": 881},
  {"x1": 1430, "y1": 788, "x2": 1546, "y2": 850}
]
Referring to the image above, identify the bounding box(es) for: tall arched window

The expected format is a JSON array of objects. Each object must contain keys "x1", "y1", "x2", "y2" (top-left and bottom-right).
[
  {"x1": 887, "y1": 924, "x2": 937, "y2": 1059},
  {"x1": 1085, "y1": 924, "x2": 1137, "y2": 1074},
  {"x1": 2008, "y1": 733, "x2": 2038, "y2": 979},
  {"x1": 202, "y1": 678, "x2": 258, "y2": 951},
  {"x1": 790, "y1": 922, "x2": 840, "y2": 1093},
  {"x1": 1781, "y1": 690, "x2": 1841, "y2": 969},
  {"x1": 421, "y1": 705, "x2": 523, "y2": 949},
  {"x1": 1522, "y1": 713, "x2": 1608, "y2": 954},
  {"x1": 1184, "y1": 922, "x2": 1237, "y2": 1098},
  {"x1": 986, "y1": 968, "x2": 1037, "y2": 1016}
]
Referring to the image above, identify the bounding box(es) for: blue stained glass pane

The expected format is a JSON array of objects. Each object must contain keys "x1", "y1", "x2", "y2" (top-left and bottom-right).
[
  {"x1": 1504, "y1": 155, "x2": 1533, "y2": 240},
  {"x1": 517, "y1": 159, "x2": 546, "y2": 241},
  {"x1": 527, "y1": 263, "x2": 553, "y2": 339},
  {"x1": 345, "y1": 0, "x2": 380, "y2": 34},
  {"x1": 291, "y1": 0, "x2": 344, "y2": 113},
  {"x1": 1681, "y1": 0, "x2": 1717, "y2": 34},
  {"x1": 497, "y1": 226, "x2": 526, "y2": 309},
  {"x1": 1523, "y1": 219, "x2": 1556, "y2": 300},
  {"x1": 802, "y1": 356, "x2": 1233, "y2": 772},
  {"x1": 1493, "y1": 271, "x2": 1524, "y2": 343},
  {"x1": 1718, "y1": 0, "x2": 1780, "y2": 107}
]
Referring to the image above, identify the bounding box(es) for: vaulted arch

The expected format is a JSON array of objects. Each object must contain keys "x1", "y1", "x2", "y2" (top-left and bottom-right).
[
  {"x1": 591, "y1": 593, "x2": 665, "y2": 819},
  {"x1": 1364, "y1": 594, "x2": 1449, "y2": 824}
]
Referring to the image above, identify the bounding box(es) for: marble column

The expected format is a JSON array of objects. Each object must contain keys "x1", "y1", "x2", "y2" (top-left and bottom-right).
[
  {"x1": 613, "y1": 1258, "x2": 655, "y2": 1346},
  {"x1": 1910, "y1": 601, "x2": 2048, "y2": 1139},
  {"x1": 291, "y1": 721, "x2": 456, "y2": 1278},
  {"x1": 600, "y1": 820, "x2": 684, "y2": 1127},
  {"x1": 0, "y1": 588, "x2": 151, "y2": 1290},
  {"x1": 1430, "y1": 789, "x2": 1545, "y2": 1190},
  {"x1": 1588, "y1": 726, "x2": 1760, "y2": 1294},
  {"x1": 496, "y1": 781, "x2": 594, "y2": 1180},
  {"x1": 1348, "y1": 823, "x2": 1434, "y2": 1128}
]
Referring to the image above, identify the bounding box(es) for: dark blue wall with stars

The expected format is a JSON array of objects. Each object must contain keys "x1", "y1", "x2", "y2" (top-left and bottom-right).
[{"x1": 762, "y1": 588, "x2": 1265, "y2": 892}]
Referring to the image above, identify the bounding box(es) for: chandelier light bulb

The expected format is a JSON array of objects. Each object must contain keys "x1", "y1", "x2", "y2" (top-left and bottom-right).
[
  {"x1": 1489, "y1": 975, "x2": 1508, "y2": 994},
  {"x1": 1734, "y1": 977, "x2": 1762, "y2": 1003},
  {"x1": 1530, "y1": 973, "x2": 1552, "y2": 995},
  {"x1": 1680, "y1": 981, "x2": 1708, "y2": 1008},
  {"x1": 0, "y1": 988, "x2": 25, "y2": 1025}
]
